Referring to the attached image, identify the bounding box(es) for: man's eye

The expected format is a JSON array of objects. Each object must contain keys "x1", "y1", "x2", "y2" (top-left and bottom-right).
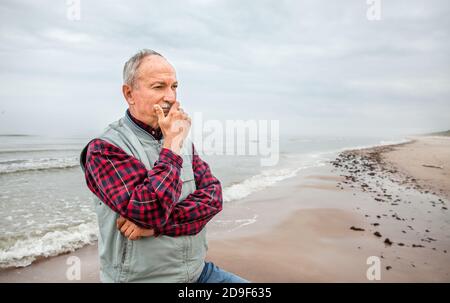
[{"x1": 153, "y1": 86, "x2": 162, "y2": 89}]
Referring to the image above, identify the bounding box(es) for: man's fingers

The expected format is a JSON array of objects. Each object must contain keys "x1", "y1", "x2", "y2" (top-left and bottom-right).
[
  {"x1": 120, "y1": 221, "x2": 132, "y2": 235},
  {"x1": 153, "y1": 104, "x2": 165, "y2": 122},
  {"x1": 128, "y1": 230, "x2": 140, "y2": 240},
  {"x1": 172, "y1": 112, "x2": 190, "y2": 123},
  {"x1": 124, "y1": 224, "x2": 134, "y2": 238},
  {"x1": 119, "y1": 220, "x2": 144, "y2": 240},
  {"x1": 116, "y1": 216, "x2": 126, "y2": 229},
  {"x1": 168, "y1": 101, "x2": 180, "y2": 116},
  {"x1": 179, "y1": 112, "x2": 188, "y2": 120}
]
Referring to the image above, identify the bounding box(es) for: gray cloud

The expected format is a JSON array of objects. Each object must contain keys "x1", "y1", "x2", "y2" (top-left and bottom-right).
[{"x1": 0, "y1": 0, "x2": 449, "y2": 137}]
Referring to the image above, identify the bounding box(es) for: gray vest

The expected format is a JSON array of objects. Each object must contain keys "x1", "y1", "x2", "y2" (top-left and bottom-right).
[{"x1": 80, "y1": 113, "x2": 207, "y2": 283}]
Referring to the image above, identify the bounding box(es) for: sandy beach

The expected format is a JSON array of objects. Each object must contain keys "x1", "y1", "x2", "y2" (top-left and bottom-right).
[{"x1": 1, "y1": 135, "x2": 449, "y2": 282}]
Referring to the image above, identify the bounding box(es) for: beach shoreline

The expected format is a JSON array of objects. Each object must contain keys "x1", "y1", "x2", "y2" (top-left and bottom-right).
[
  {"x1": 207, "y1": 135, "x2": 450, "y2": 282},
  {"x1": 1, "y1": 135, "x2": 449, "y2": 282}
]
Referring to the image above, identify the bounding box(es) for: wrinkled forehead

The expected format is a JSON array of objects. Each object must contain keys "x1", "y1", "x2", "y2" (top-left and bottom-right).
[{"x1": 137, "y1": 55, "x2": 177, "y2": 82}]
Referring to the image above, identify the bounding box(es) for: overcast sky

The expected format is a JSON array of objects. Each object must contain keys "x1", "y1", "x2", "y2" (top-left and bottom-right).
[{"x1": 0, "y1": 0, "x2": 449, "y2": 138}]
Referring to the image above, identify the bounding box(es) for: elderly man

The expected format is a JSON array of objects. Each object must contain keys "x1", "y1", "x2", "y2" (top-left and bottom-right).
[{"x1": 80, "y1": 49, "x2": 248, "y2": 283}]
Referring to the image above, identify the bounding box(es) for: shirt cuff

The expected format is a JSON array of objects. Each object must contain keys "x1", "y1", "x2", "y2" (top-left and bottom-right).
[
  {"x1": 158, "y1": 148, "x2": 183, "y2": 169},
  {"x1": 153, "y1": 226, "x2": 163, "y2": 237}
]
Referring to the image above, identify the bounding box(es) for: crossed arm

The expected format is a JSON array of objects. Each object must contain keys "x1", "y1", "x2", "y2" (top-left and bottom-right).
[{"x1": 84, "y1": 139, "x2": 223, "y2": 239}]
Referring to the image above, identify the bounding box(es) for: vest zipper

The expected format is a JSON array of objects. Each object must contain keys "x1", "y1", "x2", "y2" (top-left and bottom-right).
[{"x1": 121, "y1": 239, "x2": 128, "y2": 264}]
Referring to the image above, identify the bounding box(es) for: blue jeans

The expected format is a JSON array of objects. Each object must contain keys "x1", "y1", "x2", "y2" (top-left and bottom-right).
[{"x1": 196, "y1": 262, "x2": 250, "y2": 283}]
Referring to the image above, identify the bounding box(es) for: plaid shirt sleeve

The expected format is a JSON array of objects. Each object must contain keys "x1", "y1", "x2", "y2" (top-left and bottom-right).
[
  {"x1": 158, "y1": 144, "x2": 223, "y2": 236},
  {"x1": 84, "y1": 139, "x2": 222, "y2": 237}
]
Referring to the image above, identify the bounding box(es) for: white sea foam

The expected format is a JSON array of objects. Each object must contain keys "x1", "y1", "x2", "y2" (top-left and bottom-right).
[
  {"x1": 222, "y1": 155, "x2": 327, "y2": 202},
  {"x1": 213, "y1": 214, "x2": 259, "y2": 232},
  {"x1": 0, "y1": 157, "x2": 79, "y2": 174},
  {"x1": 338, "y1": 138, "x2": 412, "y2": 153},
  {"x1": 0, "y1": 221, "x2": 98, "y2": 268}
]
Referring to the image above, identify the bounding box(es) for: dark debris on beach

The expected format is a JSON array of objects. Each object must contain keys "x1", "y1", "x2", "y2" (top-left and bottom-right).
[{"x1": 329, "y1": 142, "x2": 449, "y2": 270}]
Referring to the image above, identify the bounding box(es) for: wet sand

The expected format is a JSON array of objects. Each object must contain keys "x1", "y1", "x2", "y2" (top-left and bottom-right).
[{"x1": 1, "y1": 135, "x2": 449, "y2": 282}]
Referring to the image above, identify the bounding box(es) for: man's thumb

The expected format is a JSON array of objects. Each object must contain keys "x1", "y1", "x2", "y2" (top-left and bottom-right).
[{"x1": 153, "y1": 104, "x2": 165, "y2": 122}]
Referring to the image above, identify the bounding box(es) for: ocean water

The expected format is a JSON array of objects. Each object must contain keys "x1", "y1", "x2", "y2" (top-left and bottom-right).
[{"x1": 0, "y1": 133, "x2": 410, "y2": 268}]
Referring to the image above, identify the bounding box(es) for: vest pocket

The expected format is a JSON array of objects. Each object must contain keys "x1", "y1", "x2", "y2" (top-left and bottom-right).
[{"x1": 94, "y1": 200, "x2": 110, "y2": 222}]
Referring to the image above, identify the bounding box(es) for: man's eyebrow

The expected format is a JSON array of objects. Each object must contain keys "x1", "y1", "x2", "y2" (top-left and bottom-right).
[
  {"x1": 149, "y1": 81, "x2": 178, "y2": 85},
  {"x1": 150, "y1": 81, "x2": 166, "y2": 86}
]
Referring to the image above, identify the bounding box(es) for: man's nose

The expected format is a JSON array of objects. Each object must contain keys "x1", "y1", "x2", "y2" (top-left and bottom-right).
[{"x1": 164, "y1": 88, "x2": 176, "y2": 103}]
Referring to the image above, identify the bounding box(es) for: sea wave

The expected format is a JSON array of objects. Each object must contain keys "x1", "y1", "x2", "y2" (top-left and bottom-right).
[
  {"x1": 0, "y1": 148, "x2": 82, "y2": 155},
  {"x1": 222, "y1": 156, "x2": 327, "y2": 202},
  {"x1": 337, "y1": 138, "x2": 413, "y2": 153},
  {"x1": 0, "y1": 157, "x2": 79, "y2": 174},
  {"x1": 0, "y1": 222, "x2": 98, "y2": 269}
]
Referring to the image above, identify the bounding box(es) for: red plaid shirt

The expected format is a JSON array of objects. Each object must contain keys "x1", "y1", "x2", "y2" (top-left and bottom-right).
[{"x1": 83, "y1": 111, "x2": 223, "y2": 237}]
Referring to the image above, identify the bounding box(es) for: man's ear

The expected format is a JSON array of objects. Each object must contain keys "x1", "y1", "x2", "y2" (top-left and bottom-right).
[{"x1": 122, "y1": 84, "x2": 135, "y2": 105}]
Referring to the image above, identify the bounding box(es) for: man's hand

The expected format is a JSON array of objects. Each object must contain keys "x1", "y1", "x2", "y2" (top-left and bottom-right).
[
  {"x1": 116, "y1": 216, "x2": 155, "y2": 240},
  {"x1": 153, "y1": 101, "x2": 191, "y2": 155}
]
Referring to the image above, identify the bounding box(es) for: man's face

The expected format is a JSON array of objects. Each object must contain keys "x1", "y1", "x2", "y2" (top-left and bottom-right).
[{"x1": 123, "y1": 55, "x2": 178, "y2": 128}]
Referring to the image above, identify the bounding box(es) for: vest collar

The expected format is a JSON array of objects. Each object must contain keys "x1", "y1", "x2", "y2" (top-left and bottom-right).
[{"x1": 125, "y1": 110, "x2": 162, "y2": 142}]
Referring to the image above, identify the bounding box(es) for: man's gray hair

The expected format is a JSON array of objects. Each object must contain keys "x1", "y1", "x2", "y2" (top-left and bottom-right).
[{"x1": 123, "y1": 49, "x2": 163, "y2": 87}]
